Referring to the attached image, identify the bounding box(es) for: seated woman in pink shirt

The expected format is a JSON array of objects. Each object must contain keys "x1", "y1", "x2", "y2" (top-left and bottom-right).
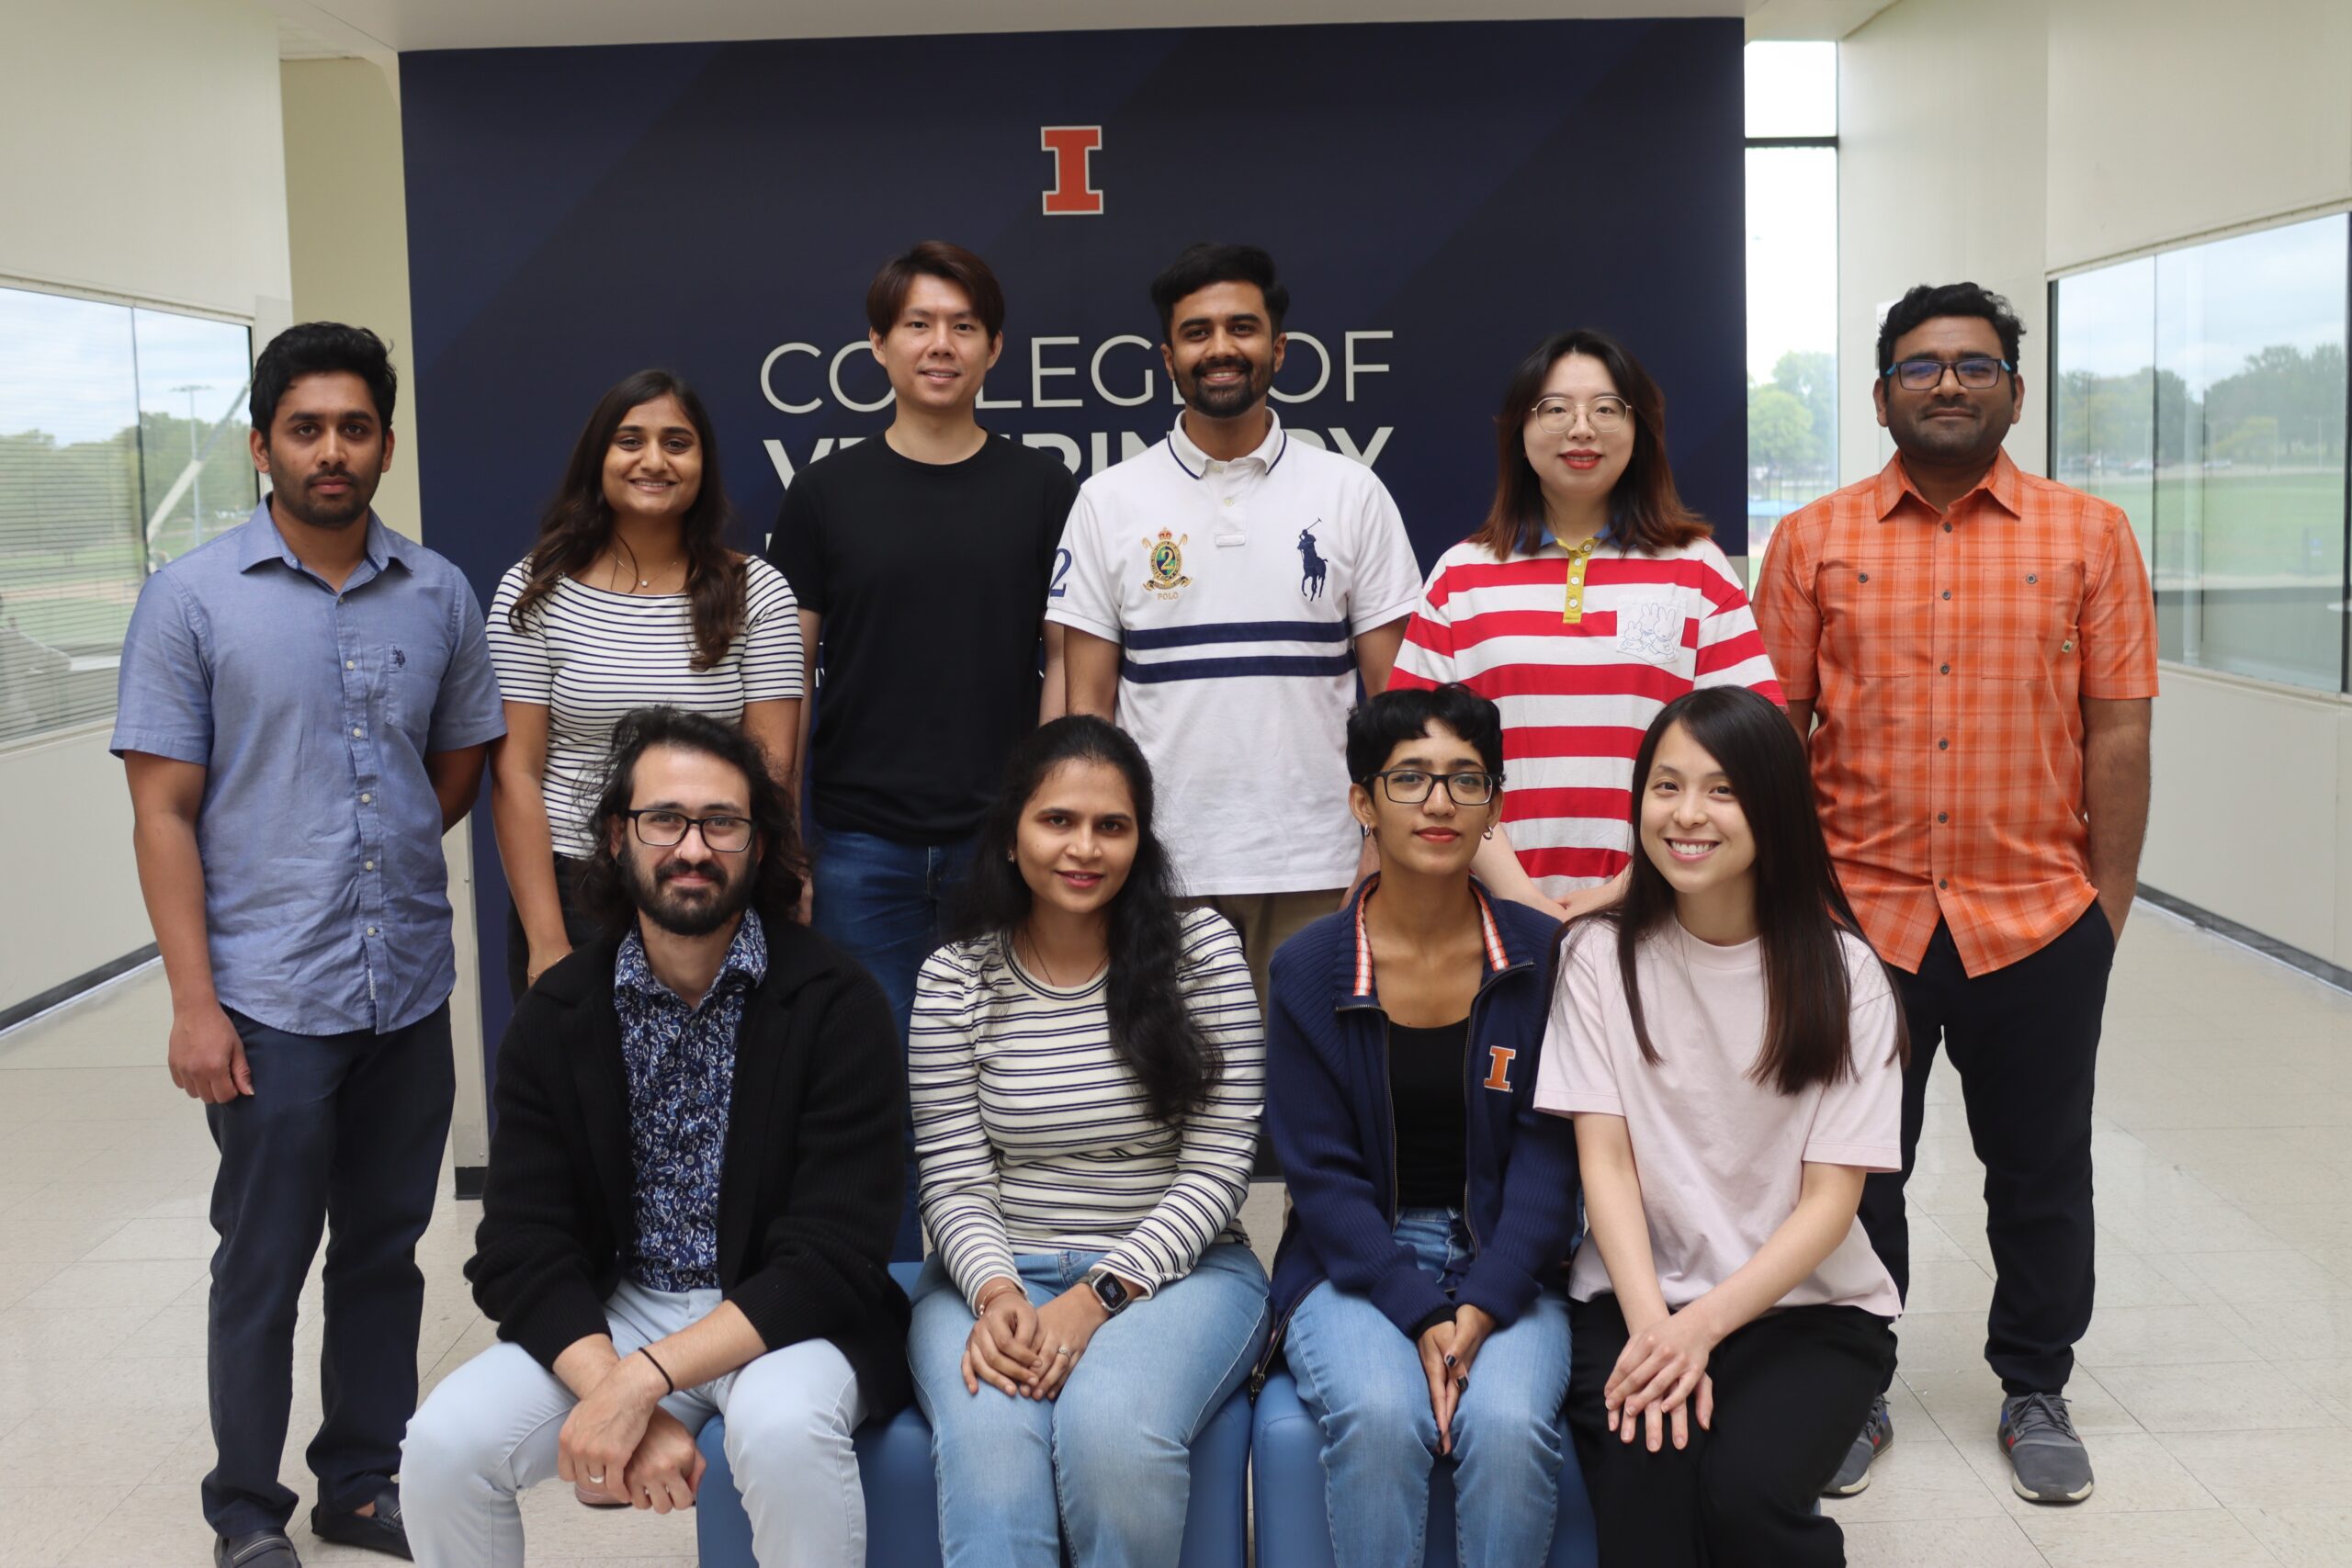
[{"x1": 1534, "y1": 685, "x2": 1908, "y2": 1568}]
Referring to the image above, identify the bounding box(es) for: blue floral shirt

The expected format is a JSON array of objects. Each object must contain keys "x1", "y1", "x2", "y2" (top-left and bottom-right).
[{"x1": 611, "y1": 908, "x2": 766, "y2": 1292}]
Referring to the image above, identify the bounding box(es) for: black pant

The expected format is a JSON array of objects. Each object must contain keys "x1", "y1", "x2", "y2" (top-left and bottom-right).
[
  {"x1": 1858, "y1": 905, "x2": 2115, "y2": 1397},
  {"x1": 1568, "y1": 1293, "x2": 1894, "y2": 1567},
  {"x1": 503, "y1": 853, "x2": 596, "y2": 1001},
  {"x1": 204, "y1": 1004, "x2": 456, "y2": 1535}
]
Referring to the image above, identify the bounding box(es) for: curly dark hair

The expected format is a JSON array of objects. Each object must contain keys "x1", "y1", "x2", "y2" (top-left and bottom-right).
[
  {"x1": 948, "y1": 716, "x2": 1218, "y2": 1124},
  {"x1": 577, "y1": 706, "x2": 804, "y2": 935},
  {"x1": 506, "y1": 368, "x2": 747, "y2": 671},
  {"x1": 1875, "y1": 282, "x2": 2026, "y2": 374}
]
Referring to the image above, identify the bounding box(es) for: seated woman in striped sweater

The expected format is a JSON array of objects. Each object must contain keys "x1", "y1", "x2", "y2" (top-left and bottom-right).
[{"x1": 907, "y1": 715, "x2": 1270, "y2": 1568}]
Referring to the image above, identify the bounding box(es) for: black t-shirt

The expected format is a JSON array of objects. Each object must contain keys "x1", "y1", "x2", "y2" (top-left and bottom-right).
[
  {"x1": 1390, "y1": 1016, "x2": 1470, "y2": 1211},
  {"x1": 764, "y1": 433, "x2": 1079, "y2": 843}
]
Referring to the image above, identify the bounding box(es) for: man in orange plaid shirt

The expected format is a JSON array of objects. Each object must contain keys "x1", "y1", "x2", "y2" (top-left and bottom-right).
[{"x1": 1753, "y1": 283, "x2": 2156, "y2": 1508}]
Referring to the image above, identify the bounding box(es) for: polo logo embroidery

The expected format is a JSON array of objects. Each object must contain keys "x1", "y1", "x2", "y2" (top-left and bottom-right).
[
  {"x1": 390, "y1": 647, "x2": 406, "y2": 669},
  {"x1": 1143, "y1": 529, "x2": 1193, "y2": 597},
  {"x1": 1040, "y1": 126, "x2": 1104, "y2": 216},
  {"x1": 1483, "y1": 1045, "x2": 1517, "y2": 1091},
  {"x1": 1297, "y1": 524, "x2": 1329, "y2": 601}
]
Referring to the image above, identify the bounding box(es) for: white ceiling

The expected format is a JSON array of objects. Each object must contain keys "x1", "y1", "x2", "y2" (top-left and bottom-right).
[{"x1": 264, "y1": 0, "x2": 1893, "y2": 57}]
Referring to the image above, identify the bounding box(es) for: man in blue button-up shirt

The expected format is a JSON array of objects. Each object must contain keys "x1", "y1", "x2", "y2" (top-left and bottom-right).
[{"x1": 113, "y1": 323, "x2": 504, "y2": 1568}]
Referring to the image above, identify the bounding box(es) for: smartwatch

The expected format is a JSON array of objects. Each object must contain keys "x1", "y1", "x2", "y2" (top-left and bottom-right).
[{"x1": 1087, "y1": 1268, "x2": 1133, "y2": 1317}]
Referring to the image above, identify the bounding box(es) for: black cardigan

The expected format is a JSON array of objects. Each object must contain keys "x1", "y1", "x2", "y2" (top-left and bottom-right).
[{"x1": 465, "y1": 914, "x2": 913, "y2": 1417}]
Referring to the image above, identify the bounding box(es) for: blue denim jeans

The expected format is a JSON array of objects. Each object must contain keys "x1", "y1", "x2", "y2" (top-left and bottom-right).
[
  {"x1": 808, "y1": 823, "x2": 978, "y2": 1258},
  {"x1": 908, "y1": 1245, "x2": 1271, "y2": 1568},
  {"x1": 1284, "y1": 1208, "x2": 1573, "y2": 1568}
]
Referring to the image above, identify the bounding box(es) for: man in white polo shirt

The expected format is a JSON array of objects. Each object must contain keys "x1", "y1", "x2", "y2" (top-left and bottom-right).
[{"x1": 1053, "y1": 242, "x2": 1422, "y2": 998}]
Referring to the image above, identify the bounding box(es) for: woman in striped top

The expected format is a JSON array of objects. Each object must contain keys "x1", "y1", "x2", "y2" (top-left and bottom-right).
[
  {"x1": 907, "y1": 716, "x2": 1269, "y2": 1568},
  {"x1": 487, "y1": 369, "x2": 803, "y2": 998},
  {"x1": 1390, "y1": 330, "x2": 1781, "y2": 920}
]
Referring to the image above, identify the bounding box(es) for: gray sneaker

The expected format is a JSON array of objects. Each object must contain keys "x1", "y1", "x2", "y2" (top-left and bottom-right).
[
  {"x1": 1824, "y1": 1395, "x2": 1893, "y2": 1495},
  {"x1": 1999, "y1": 1393, "x2": 2095, "y2": 1504}
]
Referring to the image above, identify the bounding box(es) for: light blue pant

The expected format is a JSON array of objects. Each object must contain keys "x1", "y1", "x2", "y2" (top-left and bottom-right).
[
  {"x1": 401, "y1": 1280, "x2": 867, "y2": 1567},
  {"x1": 1284, "y1": 1208, "x2": 1573, "y2": 1568},
  {"x1": 907, "y1": 1244, "x2": 1270, "y2": 1568}
]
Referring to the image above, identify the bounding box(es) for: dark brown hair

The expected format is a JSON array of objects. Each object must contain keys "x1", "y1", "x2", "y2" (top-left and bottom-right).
[
  {"x1": 578, "y1": 705, "x2": 806, "y2": 932},
  {"x1": 1559, "y1": 686, "x2": 1906, "y2": 1095},
  {"x1": 865, "y1": 241, "x2": 1007, "y2": 341},
  {"x1": 506, "y1": 369, "x2": 745, "y2": 671},
  {"x1": 1468, "y1": 329, "x2": 1710, "y2": 561}
]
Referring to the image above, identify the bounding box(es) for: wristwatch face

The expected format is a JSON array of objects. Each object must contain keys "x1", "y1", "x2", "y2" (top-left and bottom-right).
[{"x1": 1091, "y1": 1272, "x2": 1129, "y2": 1314}]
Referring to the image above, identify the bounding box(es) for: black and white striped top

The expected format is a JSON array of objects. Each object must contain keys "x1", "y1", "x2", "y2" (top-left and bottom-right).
[
  {"x1": 487, "y1": 558, "x2": 803, "y2": 857},
  {"x1": 910, "y1": 907, "x2": 1264, "y2": 1310}
]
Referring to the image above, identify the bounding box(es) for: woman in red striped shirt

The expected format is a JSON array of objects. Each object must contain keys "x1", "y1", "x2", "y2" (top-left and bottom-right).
[{"x1": 1390, "y1": 330, "x2": 1781, "y2": 919}]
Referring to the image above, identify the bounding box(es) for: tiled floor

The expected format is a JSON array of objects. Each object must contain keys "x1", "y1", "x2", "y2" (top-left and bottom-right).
[{"x1": 0, "y1": 900, "x2": 2346, "y2": 1565}]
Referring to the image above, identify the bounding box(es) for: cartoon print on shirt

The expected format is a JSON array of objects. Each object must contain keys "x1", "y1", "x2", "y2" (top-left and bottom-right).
[
  {"x1": 1616, "y1": 595, "x2": 1681, "y2": 664},
  {"x1": 1298, "y1": 524, "x2": 1328, "y2": 601}
]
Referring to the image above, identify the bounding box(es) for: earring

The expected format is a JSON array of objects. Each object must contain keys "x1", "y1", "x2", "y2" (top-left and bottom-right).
[{"x1": 1484, "y1": 826, "x2": 1496, "y2": 840}]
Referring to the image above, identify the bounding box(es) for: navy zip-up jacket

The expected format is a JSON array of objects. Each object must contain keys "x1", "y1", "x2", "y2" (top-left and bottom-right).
[{"x1": 1261, "y1": 876, "x2": 1581, "y2": 1380}]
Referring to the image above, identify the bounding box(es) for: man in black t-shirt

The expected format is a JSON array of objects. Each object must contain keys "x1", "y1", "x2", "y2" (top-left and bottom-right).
[{"x1": 763, "y1": 242, "x2": 1078, "y2": 1258}]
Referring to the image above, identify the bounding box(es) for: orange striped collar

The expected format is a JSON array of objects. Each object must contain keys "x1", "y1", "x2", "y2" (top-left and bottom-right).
[{"x1": 1348, "y1": 874, "x2": 1510, "y2": 1002}]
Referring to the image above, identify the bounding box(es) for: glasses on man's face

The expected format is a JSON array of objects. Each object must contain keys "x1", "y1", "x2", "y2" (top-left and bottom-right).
[
  {"x1": 626, "y1": 808, "x2": 753, "y2": 853},
  {"x1": 1531, "y1": 396, "x2": 1631, "y2": 435},
  {"x1": 1884, "y1": 355, "x2": 2013, "y2": 392},
  {"x1": 1364, "y1": 769, "x2": 1501, "y2": 807}
]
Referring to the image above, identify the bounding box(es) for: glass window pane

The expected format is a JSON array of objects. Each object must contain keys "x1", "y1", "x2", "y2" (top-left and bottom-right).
[
  {"x1": 1745, "y1": 41, "x2": 1836, "y2": 139},
  {"x1": 133, "y1": 310, "x2": 255, "y2": 566},
  {"x1": 2052, "y1": 256, "x2": 2156, "y2": 572},
  {"x1": 2154, "y1": 215, "x2": 2346, "y2": 691},
  {"x1": 1746, "y1": 145, "x2": 1838, "y2": 557},
  {"x1": 0, "y1": 286, "x2": 144, "y2": 746}
]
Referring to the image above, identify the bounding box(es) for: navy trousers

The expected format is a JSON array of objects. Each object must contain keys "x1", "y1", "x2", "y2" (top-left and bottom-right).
[{"x1": 203, "y1": 1003, "x2": 454, "y2": 1536}]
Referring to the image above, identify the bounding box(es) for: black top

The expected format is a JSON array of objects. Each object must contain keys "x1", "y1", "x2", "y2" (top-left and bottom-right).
[
  {"x1": 763, "y1": 433, "x2": 1079, "y2": 844},
  {"x1": 467, "y1": 913, "x2": 913, "y2": 1418},
  {"x1": 1389, "y1": 1016, "x2": 1471, "y2": 1211}
]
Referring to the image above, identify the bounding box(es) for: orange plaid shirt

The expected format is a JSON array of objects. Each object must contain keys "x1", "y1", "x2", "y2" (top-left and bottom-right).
[{"x1": 1753, "y1": 451, "x2": 2158, "y2": 976}]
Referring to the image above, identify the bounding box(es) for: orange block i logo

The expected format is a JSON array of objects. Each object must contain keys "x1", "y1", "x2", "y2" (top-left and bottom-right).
[{"x1": 1041, "y1": 127, "x2": 1103, "y2": 216}]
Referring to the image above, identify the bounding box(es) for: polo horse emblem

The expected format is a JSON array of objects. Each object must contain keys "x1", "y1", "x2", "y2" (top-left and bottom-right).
[{"x1": 1297, "y1": 525, "x2": 1329, "y2": 602}]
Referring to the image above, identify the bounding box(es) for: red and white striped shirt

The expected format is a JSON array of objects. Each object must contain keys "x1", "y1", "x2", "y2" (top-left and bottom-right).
[{"x1": 1390, "y1": 535, "x2": 1783, "y2": 897}]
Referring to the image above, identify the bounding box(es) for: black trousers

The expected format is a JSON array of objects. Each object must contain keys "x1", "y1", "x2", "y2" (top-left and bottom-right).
[
  {"x1": 1568, "y1": 1293, "x2": 1894, "y2": 1567},
  {"x1": 204, "y1": 1004, "x2": 455, "y2": 1535},
  {"x1": 503, "y1": 852, "x2": 596, "y2": 1002},
  {"x1": 1858, "y1": 905, "x2": 2115, "y2": 1397}
]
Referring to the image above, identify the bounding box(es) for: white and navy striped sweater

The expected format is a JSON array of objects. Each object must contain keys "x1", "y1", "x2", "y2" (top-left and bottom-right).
[{"x1": 910, "y1": 907, "x2": 1263, "y2": 1309}]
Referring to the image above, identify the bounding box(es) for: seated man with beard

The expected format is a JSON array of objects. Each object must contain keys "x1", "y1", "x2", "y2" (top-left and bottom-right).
[{"x1": 401, "y1": 705, "x2": 910, "y2": 1567}]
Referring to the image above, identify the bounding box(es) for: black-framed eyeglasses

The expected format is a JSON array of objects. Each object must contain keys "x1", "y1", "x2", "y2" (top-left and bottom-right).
[
  {"x1": 1363, "y1": 769, "x2": 1501, "y2": 806},
  {"x1": 625, "y1": 809, "x2": 753, "y2": 852},
  {"x1": 1883, "y1": 355, "x2": 2014, "y2": 391}
]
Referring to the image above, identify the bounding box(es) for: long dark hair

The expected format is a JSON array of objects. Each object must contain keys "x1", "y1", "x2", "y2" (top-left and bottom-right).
[
  {"x1": 949, "y1": 716, "x2": 1218, "y2": 1124},
  {"x1": 1468, "y1": 328, "x2": 1710, "y2": 561},
  {"x1": 577, "y1": 706, "x2": 805, "y2": 934},
  {"x1": 507, "y1": 369, "x2": 746, "y2": 671},
  {"x1": 1564, "y1": 686, "x2": 1905, "y2": 1094}
]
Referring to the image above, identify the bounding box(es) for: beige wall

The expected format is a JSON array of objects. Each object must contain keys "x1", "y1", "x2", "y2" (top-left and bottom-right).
[
  {"x1": 1840, "y1": 0, "x2": 2352, "y2": 967},
  {"x1": 0, "y1": 0, "x2": 292, "y2": 1017},
  {"x1": 280, "y1": 55, "x2": 489, "y2": 1167}
]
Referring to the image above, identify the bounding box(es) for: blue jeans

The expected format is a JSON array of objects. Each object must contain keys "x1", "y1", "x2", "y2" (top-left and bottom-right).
[
  {"x1": 1284, "y1": 1208, "x2": 1573, "y2": 1568},
  {"x1": 908, "y1": 1245, "x2": 1271, "y2": 1568},
  {"x1": 808, "y1": 823, "x2": 978, "y2": 1258}
]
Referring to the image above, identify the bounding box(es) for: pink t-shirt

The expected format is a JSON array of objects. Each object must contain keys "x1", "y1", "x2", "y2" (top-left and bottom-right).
[{"x1": 1535, "y1": 918, "x2": 1903, "y2": 1317}]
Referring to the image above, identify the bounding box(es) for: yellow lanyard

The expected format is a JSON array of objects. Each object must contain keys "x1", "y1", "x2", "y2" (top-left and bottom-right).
[{"x1": 1562, "y1": 535, "x2": 1600, "y2": 624}]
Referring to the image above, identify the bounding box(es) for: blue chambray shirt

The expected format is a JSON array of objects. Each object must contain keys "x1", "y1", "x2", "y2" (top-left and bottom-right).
[
  {"x1": 613, "y1": 908, "x2": 766, "y2": 1292},
  {"x1": 110, "y1": 501, "x2": 506, "y2": 1036}
]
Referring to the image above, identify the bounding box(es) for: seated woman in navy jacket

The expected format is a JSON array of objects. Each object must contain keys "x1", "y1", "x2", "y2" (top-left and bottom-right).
[{"x1": 1262, "y1": 683, "x2": 1583, "y2": 1568}]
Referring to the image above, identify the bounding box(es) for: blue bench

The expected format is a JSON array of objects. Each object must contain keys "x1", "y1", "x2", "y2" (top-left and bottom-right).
[
  {"x1": 695, "y1": 1262, "x2": 1252, "y2": 1567},
  {"x1": 1250, "y1": 1369, "x2": 1599, "y2": 1568}
]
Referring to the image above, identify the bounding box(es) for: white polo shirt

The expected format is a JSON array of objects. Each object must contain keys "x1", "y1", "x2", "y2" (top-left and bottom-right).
[{"x1": 1048, "y1": 411, "x2": 1422, "y2": 896}]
